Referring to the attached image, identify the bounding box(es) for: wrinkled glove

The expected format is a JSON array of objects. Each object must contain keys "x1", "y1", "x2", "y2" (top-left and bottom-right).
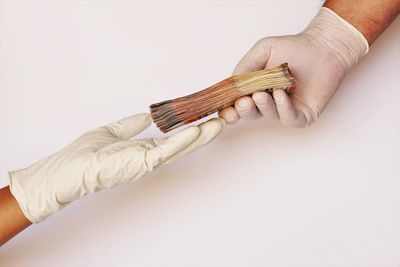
[
  {"x1": 219, "y1": 7, "x2": 369, "y2": 127},
  {"x1": 9, "y1": 113, "x2": 224, "y2": 223}
]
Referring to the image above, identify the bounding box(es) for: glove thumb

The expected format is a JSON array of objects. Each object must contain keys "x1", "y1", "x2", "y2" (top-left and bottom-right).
[
  {"x1": 106, "y1": 113, "x2": 152, "y2": 139},
  {"x1": 233, "y1": 38, "x2": 272, "y2": 75}
]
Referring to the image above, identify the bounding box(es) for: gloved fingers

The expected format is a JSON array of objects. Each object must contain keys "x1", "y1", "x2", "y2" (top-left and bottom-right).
[
  {"x1": 105, "y1": 113, "x2": 152, "y2": 139},
  {"x1": 144, "y1": 126, "x2": 200, "y2": 169},
  {"x1": 272, "y1": 89, "x2": 307, "y2": 127},
  {"x1": 233, "y1": 38, "x2": 271, "y2": 75},
  {"x1": 92, "y1": 145, "x2": 149, "y2": 187},
  {"x1": 234, "y1": 96, "x2": 262, "y2": 120},
  {"x1": 252, "y1": 91, "x2": 279, "y2": 122},
  {"x1": 220, "y1": 38, "x2": 272, "y2": 124},
  {"x1": 218, "y1": 106, "x2": 240, "y2": 125},
  {"x1": 96, "y1": 139, "x2": 156, "y2": 159},
  {"x1": 76, "y1": 113, "x2": 151, "y2": 153},
  {"x1": 163, "y1": 118, "x2": 225, "y2": 164},
  {"x1": 96, "y1": 123, "x2": 216, "y2": 184}
]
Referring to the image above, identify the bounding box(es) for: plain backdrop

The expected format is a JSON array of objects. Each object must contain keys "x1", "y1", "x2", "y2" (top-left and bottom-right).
[{"x1": 0, "y1": 1, "x2": 399, "y2": 267}]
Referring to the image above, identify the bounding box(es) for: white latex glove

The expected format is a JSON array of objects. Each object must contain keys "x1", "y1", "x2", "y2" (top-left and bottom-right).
[
  {"x1": 9, "y1": 113, "x2": 224, "y2": 223},
  {"x1": 219, "y1": 7, "x2": 369, "y2": 127}
]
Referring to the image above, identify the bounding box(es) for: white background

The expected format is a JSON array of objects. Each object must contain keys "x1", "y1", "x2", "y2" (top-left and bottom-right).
[{"x1": 0, "y1": 1, "x2": 399, "y2": 266}]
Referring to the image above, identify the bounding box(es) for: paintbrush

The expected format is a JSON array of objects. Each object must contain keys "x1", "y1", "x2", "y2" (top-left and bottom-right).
[{"x1": 150, "y1": 63, "x2": 295, "y2": 133}]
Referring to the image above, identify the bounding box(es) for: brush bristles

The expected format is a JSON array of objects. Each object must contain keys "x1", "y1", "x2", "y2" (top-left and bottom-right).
[{"x1": 150, "y1": 63, "x2": 295, "y2": 133}]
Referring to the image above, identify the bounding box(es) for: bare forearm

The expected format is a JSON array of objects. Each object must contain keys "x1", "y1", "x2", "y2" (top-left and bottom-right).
[
  {"x1": 0, "y1": 186, "x2": 31, "y2": 246},
  {"x1": 324, "y1": 0, "x2": 400, "y2": 44}
]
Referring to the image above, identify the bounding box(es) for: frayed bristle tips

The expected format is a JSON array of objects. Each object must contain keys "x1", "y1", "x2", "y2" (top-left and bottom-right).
[{"x1": 150, "y1": 63, "x2": 295, "y2": 133}]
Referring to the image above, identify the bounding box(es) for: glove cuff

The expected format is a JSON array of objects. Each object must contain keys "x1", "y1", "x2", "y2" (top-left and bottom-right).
[
  {"x1": 9, "y1": 168, "x2": 62, "y2": 223},
  {"x1": 303, "y1": 7, "x2": 369, "y2": 70}
]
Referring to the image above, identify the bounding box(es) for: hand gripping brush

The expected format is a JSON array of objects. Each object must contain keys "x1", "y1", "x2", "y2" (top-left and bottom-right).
[{"x1": 150, "y1": 63, "x2": 295, "y2": 133}]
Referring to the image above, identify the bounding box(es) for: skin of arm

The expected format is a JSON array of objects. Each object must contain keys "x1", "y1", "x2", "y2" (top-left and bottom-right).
[
  {"x1": 324, "y1": 0, "x2": 400, "y2": 45},
  {"x1": 0, "y1": 186, "x2": 32, "y2": 246}
]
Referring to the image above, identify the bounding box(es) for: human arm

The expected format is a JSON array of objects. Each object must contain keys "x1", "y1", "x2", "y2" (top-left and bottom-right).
[
  {"x1": 324, "y1": 0, "x2": 400, "y2": 45},
  {"x1": 219, "y1": 0, "x2": 400, "y2": 126},
  {"x1": 0, "y1": 186, "x2": 32, "y2": 246},
  {"x1": 0, "y1": 113, "x2": 224, "y2": 245}
]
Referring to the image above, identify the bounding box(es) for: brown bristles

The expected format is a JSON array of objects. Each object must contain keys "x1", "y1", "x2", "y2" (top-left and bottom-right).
[{"x1": 150, "y1": 63, "x2": 295, "y2": 133}]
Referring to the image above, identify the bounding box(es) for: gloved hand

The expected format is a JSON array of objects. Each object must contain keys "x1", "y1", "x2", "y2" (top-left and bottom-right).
[
  {"x1": 219, "y1": 7, "x2": 369, "y2": 127},
  {"x1": 9, "y1": 113, "x2": 224, "y2": 223}
]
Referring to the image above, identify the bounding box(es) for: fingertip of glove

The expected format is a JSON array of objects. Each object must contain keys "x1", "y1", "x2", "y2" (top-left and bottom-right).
[
  {"x1": 171, "y1": 126, "x2": 201, "y2": 144},
  {"x1": 218, "y1": 107, "x2": 239, "y2": 125},
  {"x1": 235, "y1": 96, "x2": 254, "y2": 110},
  {"x1": 133, "y1": 113, "x2": 152, "y2": 125},
  {"x1": 159, "y1": 119, "x2": 224, "y2": 165},
  {"x1": 146, "y1": 126, "x2": 200, "y2": 165},
  {"x1": 215, "y1": 117, "x2": 227, "y2": 128},
  {"x1": 109, "y1": 113, "x2": 152, "y2": 139},
  {"x1": 272, "y1": 89, "x2": 288, "y2": 104},
  {"x1": 252, "y1": 91, "x2": 269, "y2": 102},
  {"x1": 188, "y1": 118, "x2": 224, "y2": 149},
  {"x1": 200, "y1": 118, "x2": 225, "y2": 136},
  {"x1": 118, "y1": 113, "x2": 152, "y2": 128}
]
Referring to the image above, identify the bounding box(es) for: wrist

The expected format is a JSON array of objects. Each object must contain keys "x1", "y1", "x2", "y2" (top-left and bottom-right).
[
  {"x1": 9, "y1": 169, "x2": 59, "y2": 223},
  {"x1": 302, "y1": 7, "x2": 369, "y2": 71},
  {"x1": 0, "y1": 186, "x2": 31, "y2": 245},
  {"x1": 324, "y1": 0, "x2": 400, "y2": 45}
]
